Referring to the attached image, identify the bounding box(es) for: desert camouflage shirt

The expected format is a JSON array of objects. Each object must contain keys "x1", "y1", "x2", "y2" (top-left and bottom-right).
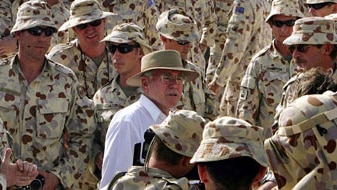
[
  {"x1": 47, "y1": 39, "x2": 115, "y2": 98},
  {"x1": 0, "y1": 55, "x2": 95, "y2": 188}
]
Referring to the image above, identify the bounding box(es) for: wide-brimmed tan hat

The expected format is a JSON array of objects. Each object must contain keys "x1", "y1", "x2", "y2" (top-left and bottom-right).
[
  {"x1": 101, "y1": 23, "x2": 152, "y2": 54},
  {"x1": 190, "y1": 116, "x2": 268, "y2": 167},
  {"x1": 283, "y1": 17, "x2": 337, "y2": 45},
  {"x1": 59, "y1": 0, "x2": 115, "y2": 31},
  {"x1": 150, "y1": 110, "x2": 206, "y2": 157},
  {"x1": 156, "y1": 9, "x2": 199, "y2": 43},
  {"x1": 266, "y1": 0, "x2": 304, "y2": 22},
  {"x1": 126, "y1": 50, "x2": 199, "y2": 86},
  {"x1": 11, "y1": 0, "x2": 57, "y2": 33}
]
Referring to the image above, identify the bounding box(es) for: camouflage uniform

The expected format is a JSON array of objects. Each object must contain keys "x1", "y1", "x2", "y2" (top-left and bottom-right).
[
  {"x1": 156, "y1": 0, "x2": 217, "y2": 73},
  {"x1": 265, "y1": 91, "x2": 337, "y2": 189},
  {"x1": 109, "y1": 110, "x2": 206, "y2": 190},
  {"x1": 0, "y1": 0, "x2": 13, "y2": 38},
  {"x1": 48, "y1": 0, "x2": 116, "y2": 99},
  {"x1": 156, "y1": 9, "x2": 218, "y2": 120},
  {"x1": 236, "y1": 0, "x2": 303, "y2": 138},
  {"x1": 2, "y1": 1, "x2": 95, "y2": 188},
  {"x1": 100, "y1": 0, "x2": 160, "y2": 49},
  {"x1": 0, "y1": 117, "x2": 9, "y2": 189},
  {"x1": 213, "y1": 0, "x2": 272, "y2": 116}
]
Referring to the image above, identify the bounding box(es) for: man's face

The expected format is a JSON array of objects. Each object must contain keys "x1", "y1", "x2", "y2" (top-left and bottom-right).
[
  {"x1": 73, "y1": 19, "x2": 106, "y2": 47},
  {"x1": 142, "y1": 69, "x2": 184, "y2": 113},
  {"x1": 308, "y1": 2, "x2": 337, "y2": 17},
  {"x1": 162, "y1": 38, "x2": 191, "y2": 59},
  {"x1": 109, "y1": 42, "x2": 142, "y2": 77},
  {"x1": 290, "y1": 44, "x2": 324, "y2": 72},
  {"x1": 269, "y1": 15, "x2": 297, "y2": 44},
  {"x1": 16, "y1": 26, "x2": 53, "y2": 60}
]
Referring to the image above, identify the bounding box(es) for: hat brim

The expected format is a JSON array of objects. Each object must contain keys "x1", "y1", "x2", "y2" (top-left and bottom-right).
[
  {"x1": 126, "y1": 67, "x2": 199, "y2": 87},
  {"x1": 283, "y1": 33, "x2": 337, "y2": 45},
  {"x1": 11, "y1": 19, "x2": 57, "y2": 33},
  {"x1": 58, "y1": 12, "x2": 116, "y2": 31}
]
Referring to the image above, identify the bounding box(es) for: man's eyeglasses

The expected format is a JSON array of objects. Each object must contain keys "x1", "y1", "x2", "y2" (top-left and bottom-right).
[
  {"x1": 177, "y1": 40, "x2": 190, "y2": 46},
  {"x1": 76, "y1": 19, "x2": 103, "y2": 30},
  {"x1": 271, "y1": 20, "x2": 296, "y2": 28},
  {"x1": 307, "y1": 2, "x2": 333, "y2": 10},
  {"x1": 26, "y1": 27, "x2": 56, "y2": 37},
  {"x1": 109, "y1": 43, "x2": 140, "y2": 54},
  {"x1": 153, "y1": 73, "x2": 186, "y2": 84}
]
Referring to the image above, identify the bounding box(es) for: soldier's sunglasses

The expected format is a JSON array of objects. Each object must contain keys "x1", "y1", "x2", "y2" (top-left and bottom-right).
[
  {"x1": 76, "y1": 19, "x2": 103, "y2": 30},
  {"x1": 289, "y1": 45, "x2": 322, "y2": 53},
  {"x1": 271, "y1": 20, "x2": 296, "y2": 27},
  {"x1": 177, "y1": 40, "x2": 190, "y2": 46},
  {"x1": 307, "y1": 2, "x2": 333, "y2": 10},
  {"x1": 26, "y1": 27, "x2": 56, "y2": 37},
  {"x1": 109, "y1": 44, "x2": 140, "y2": 54}
]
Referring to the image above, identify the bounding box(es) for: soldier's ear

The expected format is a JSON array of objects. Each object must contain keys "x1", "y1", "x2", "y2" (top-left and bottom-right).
[{"x1": 197, "y1": 164, "x2": 209, "y2": 183}]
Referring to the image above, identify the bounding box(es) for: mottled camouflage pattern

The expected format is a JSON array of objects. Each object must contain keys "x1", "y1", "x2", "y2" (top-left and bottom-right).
[
  {"x1": 101, "y1": 23, "x2": 152, "y2": 55},
  {"x1": 110, "y1": 166, "x2": 189, "y2": 190},
  {"x1": 266, "y1": 0, "x2": 304, "y2": 21},
  {"x1": 284, "y1": 17, "x2": 337, "y2": 45},
  {"x1": 0, "y1": 0, "x2": 13, "y2": 37},
  {"x1": 237, "y1": 42, "x2": 296, "y2": 138},
  {"x1": 265, "y1": 92, "x2": 337, "y2": 189},
  {"x1": 11, "y1": 0, "x2": 57, "y2": 33},
  {"x1": 0, "y1": 117, "x2": 9, "y2": 189},
  {"x1": 306, "y1": 0, "x2": 337, "y2": 3},
  {"x1": 59, "y1": 0, "x2": 115, "y2": 31},
  {"x1": 156, "y1": 9, "x2": 199, "y2": 43},
  {"x1": 156, "y1": 0, "x2": 217, "y2": 73},
  {"x1": 100, "y1": 0, "x2": 160, "y2": 50},
  {"x1": 190, "y1": 116, "x2": 268, "y2": 168},
  {"x1": 0, "y1": 55, "x2": 95, "y2": 188},
  {"x1": 47, "y1": 40, "x2": 115, "y2": 98},
  {"x1": 150, "y1": 110, "x2": 206, "y2": 157},
  {"x1": 214, "y1": 0, "x2": 272, "y2": 116}
]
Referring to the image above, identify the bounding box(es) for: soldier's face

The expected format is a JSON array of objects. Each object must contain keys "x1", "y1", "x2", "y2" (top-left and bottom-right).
[
  {"x1": 73, "y1": 19, "x2": 106, "y2": 47},
  {"x1": 269, "y1": 15, "x2": 297, "y2": 44},
  {"x1": 162, "y1": 38, "x2": 191, "y2": 59},
  {"x1": 290, "y1": 44, "x2": 325, "y2": 72},
  {"x1": 308, "y1": 3, "x2": 337, "y2": 17}
]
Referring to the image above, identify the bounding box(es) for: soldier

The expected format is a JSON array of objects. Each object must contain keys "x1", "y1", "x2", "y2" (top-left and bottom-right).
[
  {"x1": 236, "y1": 0, "x2": 303, "y2": 138},
  {"x1": 265, "y1": 91, "x2": 337, "y2": 189},
  {"x1": 0, "y1": 0, "x2": 95, "y2": 189},
  {"x1": 306, "y1": 0, "x2": 337, "y2": 16},
  {"x1": 84, "y1": 23, "x2": 151, "y2": 189},
  {"x1": 48, "y1": 0, "x2": 116, "y2": 98},
  {"x1": 108, "y1": 110, "x2": 206, "y2": 190},
  {"x1": 156, "y1": 9, "x2": 218, "y2": 120},
  {"x1": 208, "y1": 0, "x2": 272, "y2": 117},
  {"x1": 100, "y1": 50, "x2": 199, "y2": 188},
  {"x1": 190, "y1": 116, "x2": 268, "y2": 190}
]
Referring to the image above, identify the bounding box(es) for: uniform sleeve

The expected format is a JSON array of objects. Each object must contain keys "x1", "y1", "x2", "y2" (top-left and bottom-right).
[
  {"x1": 199, "y1": 0, "x2": 217, "y2": 47},
  {"x1": 0, "y1": 0, "x2": 13, "y2": 37},
  {"x1": 142, "y1": 0, "x2": 161, "y2": 50}
]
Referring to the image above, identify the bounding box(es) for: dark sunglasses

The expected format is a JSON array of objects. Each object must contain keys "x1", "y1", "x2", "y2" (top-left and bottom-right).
[
  {"x1": 271, "y1": 20, "x2": 296, "y2": 27},
  {"x1": 307, "y1": 2, "x2": 333, "y2": 10},
  {"x1": 76, "y1": 19, "x2": 103, "y2": 30},
  {"x1": 109, "y1": 43, "x2": 140, "y2": 54},
  {"x1": 26, "y1": 27, "x2": 56, "y2": 37},
  {"x1": 289, "y1": 45, "x2": 309, "y2": 53},
  {"x1": 177, "y1": 40, "x2": 190, "y2": 46}
]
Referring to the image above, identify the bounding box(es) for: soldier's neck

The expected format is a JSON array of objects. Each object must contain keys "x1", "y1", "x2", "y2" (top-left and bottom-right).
[{"x1": 79, "y1": 42, "x2": 106, "y2": 59}]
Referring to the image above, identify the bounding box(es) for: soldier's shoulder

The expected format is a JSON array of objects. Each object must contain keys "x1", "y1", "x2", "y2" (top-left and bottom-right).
[
  {"x1": 48, "y1": 41, "x2": 76, "y2": 57},
  {"x1": 48, "y1": 59, "x2": 77, "y2": 80},
  {"x1": 252, "y1": 45, "x2": 271, "y2": 60}
]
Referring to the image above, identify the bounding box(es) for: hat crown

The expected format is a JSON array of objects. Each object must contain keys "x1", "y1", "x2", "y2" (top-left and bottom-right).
[
  {"x1": 266, "y1": 0, "x2": 304, "y2": 21},
  {"x1": 70, "y1": 0, "x2": 103, "y2": 19},
  {"x1": 141, "y1": 50, "x2": 183, "y2": 72}
]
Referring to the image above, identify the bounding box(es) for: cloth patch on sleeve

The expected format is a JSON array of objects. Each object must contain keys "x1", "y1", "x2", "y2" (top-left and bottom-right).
[
  {"x1": 235, "y1": 6, "x2": 245, "y2": 14},
  {"x1": 240, "y1": 88, "x2": 248, "y2": 100}
]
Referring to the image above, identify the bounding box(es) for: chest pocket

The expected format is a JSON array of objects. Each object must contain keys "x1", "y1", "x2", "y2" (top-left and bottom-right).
[{"x1": 36, "y1": 99, "x2": 69, "y2": 139}]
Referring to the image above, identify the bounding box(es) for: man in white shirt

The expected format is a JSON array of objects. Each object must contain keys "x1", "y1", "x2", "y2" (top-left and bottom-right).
[{"x1": 100, "y1": 50, "x2": 199, "y2": 188}]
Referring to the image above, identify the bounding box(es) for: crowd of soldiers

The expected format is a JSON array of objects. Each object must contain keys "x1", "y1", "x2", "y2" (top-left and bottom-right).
[{"x1": 1, "y1": 0, "x2": 337, "y2": 189}]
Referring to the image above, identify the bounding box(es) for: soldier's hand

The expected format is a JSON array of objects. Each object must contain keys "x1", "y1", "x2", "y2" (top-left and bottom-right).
[
  {"x1": 95, "y1": 152, "x2": 103, "y2": 171},
  {"x1": 40, "y1": 170, "x2": 61, "y2": 190}
]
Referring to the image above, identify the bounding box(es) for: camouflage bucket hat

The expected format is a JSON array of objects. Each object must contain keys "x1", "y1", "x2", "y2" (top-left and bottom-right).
[
  {"x1": 190, "y1": 116, "x2": 268, "y2": 167},
  {"x1": 265, "y1": 91, "x2": 337, "y2": 189},
  {"x1": 150, "y1": 110, "x2": 206, "y2": 157},
  {"x1": 306, "y1": 0, "x2": 337, "y2": 4},
  {"x1": 59, "y1": 0, "x2": 115, "y2": 31},
  {"x1": 283, "y1": 17, "x2": 337, "y2": 45},
  {"x1": 11, "y1": 0, "x2": 57, "y2": 33},
  {"x1": 266, "y1": 0, "x2": 304, "y2": 22},
  {"x1": 126, "y1": 50, "x2": 199, "y2": 86},
  {"x1": 101, "y1": 23, "x2": 152, "y2": 55},
  {"x1": 156, "y1": 9, "x2": 200, "y2": 43}
]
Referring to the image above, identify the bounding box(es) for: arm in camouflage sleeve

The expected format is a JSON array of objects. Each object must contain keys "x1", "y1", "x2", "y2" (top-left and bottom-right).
[
  {"x1": 49, "y1": 81, "x2": 95, "y2": 188},
  {"x1": 0, "y1": 0, "x2": 13, "y2": 37},
  {"x1": 199, "y1": 0, "x2": 217, "y2": 48},
  {"x1": 213, "y1": 0, "x2": 255, "y2": 86},
  {"x1": 142, "y1": 0, "x2": 161, "y2": 50}
]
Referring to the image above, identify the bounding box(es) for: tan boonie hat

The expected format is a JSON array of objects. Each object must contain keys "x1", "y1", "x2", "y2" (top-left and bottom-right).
[
  {"x1": 190, "y1": 116, "x2": 268, "y2": 167},
  {"x1": 266, "y1": 0, "x2": 304, "y2": 22},
  {"x1": 150, "y1": 110, "x2": 206, "y2": 157},
  {"x1": 306, "y1": 0, "x2": 337, "y2": 4},
  {"x1": 156, "y1": 9, "x2": 200, "y2": 43},
  {"x1": 101, "y1": 23, "x2": 152, "y2": 55},
  {"x1": 265, "y1": 91, "x2": 337, "y2": 189},
  {"x1": 59, "y1": 0, "x2": 115, "y2": 31},
  {"x1": 126, "y1": 50, "x2": 199, "y2": 86},
  {"x1": 283, "y1": 17, "x2": 337, "y2": 45},
  {"x1": 11, "y1": 0, "x2": 57, "y2": 33}
]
